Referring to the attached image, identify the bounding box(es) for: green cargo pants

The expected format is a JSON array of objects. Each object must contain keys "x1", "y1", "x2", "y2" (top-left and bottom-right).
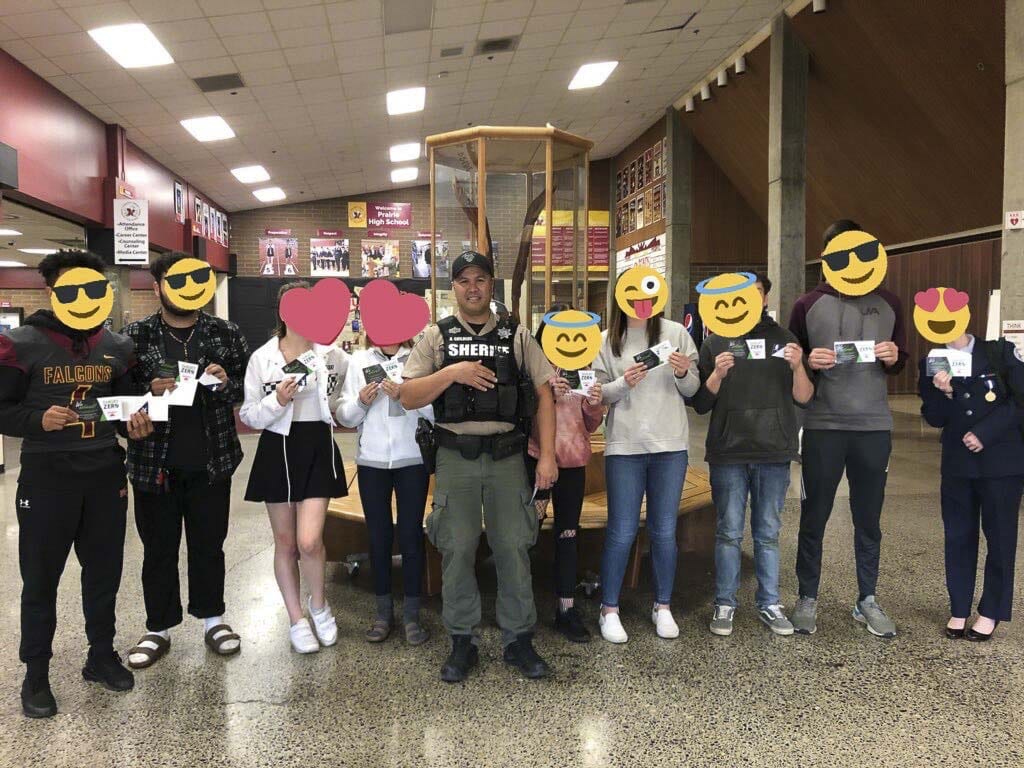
[{"x1": 425, "y1": 445, "x2": 539, "y2": 645}]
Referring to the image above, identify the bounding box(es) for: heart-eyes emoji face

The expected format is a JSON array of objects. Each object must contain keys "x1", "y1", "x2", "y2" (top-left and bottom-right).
[
  {"x1": 696, "y1": 272, "x2": 762, "y2": 338},
  {"x1": 162, "y1": 257, "x2": 216, "y2": 311},
  {"x1": 50, "y1": 267, "x2": 113, "y2": 330},
  {"x1": 615, "y1": 266, "x2": 668, "y2": 320},
  {"x1": 822, "y1": 229, "x2": 888, "y2": 297},
  {"x1": 540, "y1": 309, "x2": 603, "y2": 371},
  {"x1": 913, "y1": 287, "x2": 971, "y2": 345}
]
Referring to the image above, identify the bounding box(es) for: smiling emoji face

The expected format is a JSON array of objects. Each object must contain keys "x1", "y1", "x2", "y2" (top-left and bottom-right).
[
  {"x1": 822, "y1": 230, "x2": 888, "y2": 297},
  {"x1": 540, "y1": 309, "x2": 602, "y2": 370},
  {"x1": 913, "y1": 287, "x2": 971, "y2": 344},
  {"x1": 615, "y1": 266, "x2": 668, "y2": 320},
  {"x1": 163, "y1": 257, "x2": 216, "y2": 311},
  {"x1": 696, "y1": 272, "x2": 762, "y2": 338},
  {"x1": 50, "y1": 267, "x2": 113, "y2": 330}
]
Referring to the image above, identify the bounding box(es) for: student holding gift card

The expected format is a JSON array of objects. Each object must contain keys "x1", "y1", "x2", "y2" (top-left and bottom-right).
[
  {"x1": 122, "y1": 253, "x2": 250, "y2": 669},
  {"x1": 337, "y1": 337, "x2": 433, "y2": 646},
  {"x1": 529, "y1": 306, "x2": 605, "y2": 643},
  {"x1": 592, "y1": 266, "x2": 700, "y2": 644},
  {"x1": 915, "y1": 288, "x2": 1024, "y2": 641},
  {"x1": 241, "y1": 281, "x2": 349, "y2": 654},
  {"x1": 787, "y1": 220, "x2": 908, "y2": 638},
  {"x1": 693, "y1": 272, "x2": 814, "y2": 637},
  {"x1": 3, "y1": 250, "x2": 154, "y2": 719}
]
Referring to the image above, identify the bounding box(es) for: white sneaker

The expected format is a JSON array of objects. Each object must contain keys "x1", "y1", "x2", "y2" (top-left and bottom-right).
[
  {"x1": 289, "y1": 618, "x2": 320, "y2": 654},
  {"x1": 599, "y1": 611, "x2": 628, "y2": 644},
  {"x1": 308, "y1": 596, "x2": 338, "y2": 647},
  {"x1": 651, "y1": 606, "x2": 679, "y2": 639}
]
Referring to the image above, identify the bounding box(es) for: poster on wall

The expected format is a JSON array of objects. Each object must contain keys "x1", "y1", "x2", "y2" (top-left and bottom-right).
[
  {"x1": 367, "y1": 202, "x2": 412, "y2": 229},
  {"x1": 617, "y1": 236, "x2": 666, "y2": 277},
  {"x1": 644, "y1": 148, "x2": 653, "y2": 187},
  {"x1": 653, "y1": 142, "x2": 663, "y2": 180},
  {"x1": 348, "y1": 202, "x2": 367, "y2": 228},
  {"x1": 202, "y1": 202, "x2": 210, "y2": 238},
  {"x1": 645, "y1": 189, "x2": 654, "y2": 225},
  {"x1": 412, "y1": 239, "x2": 449, "y2": 279},
  {"x1": 193, "y1": 197, "x2": 202, "y2": 235},
  {"x1": 114, "y1": 198, "x2": 149, "y2": 265},
  {"x1": 360, "y1": 239, "x2": 400, "y2": 277},
  {"x1": 174, "y1": 181, "x2": 185, "y2": 225},
  {"x1": 258, "y1": 236, "x2": 297, "y2": 277},
  {"x1": 311, "y1": 238, "x2": 350, "y2": 276},
  {"x1": 587, "y1": 210, "x2": 610, "y2": 271},
  {"x1": 221, "y1": 212, "x2": 228, "y2": 246},
  {"x1": 652, "y1": 186, "x2": 662, "y2": 224}
]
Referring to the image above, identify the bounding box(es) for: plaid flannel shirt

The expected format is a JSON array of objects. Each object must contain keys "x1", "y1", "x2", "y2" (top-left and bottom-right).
[{"x1": 121, "y1": 312, "x2": 250, "y2": 493}]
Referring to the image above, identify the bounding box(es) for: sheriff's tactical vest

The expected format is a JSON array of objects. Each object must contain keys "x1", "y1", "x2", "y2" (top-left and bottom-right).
[{"x1": 433, "y1": 315, "x2": 522, "y2": 425}]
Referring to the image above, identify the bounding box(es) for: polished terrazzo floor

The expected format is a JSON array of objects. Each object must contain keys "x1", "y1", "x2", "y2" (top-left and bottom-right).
[{"x1": 1, "y1": 397, "x2": 1022, "y2": 767}]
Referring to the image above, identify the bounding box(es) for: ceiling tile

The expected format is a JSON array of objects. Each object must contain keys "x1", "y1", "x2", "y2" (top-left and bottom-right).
[
  {"x1": 196, "y1": 0, "x2": 263, "y2": 14},
  {"x1": 267, "y1": 4, "x2": 326, "y2": 30},
  {"x1": 209, "y1": 11, "x2": 271, "y2": 37},
  {"x1": 128, "y1": 0, "x2": 204, "y2": 23},
  {"x1": 325, "y1": 0, "x2": 381, "y2": 26},
  {"x1": 4, "y1": 10, "x2": 80, "y2": 37},
  {"x1": 222, "y1": 32, "x2": 278, "y2": 55},
  {"x1": 62, "y1": 2, "x2": 140, "y2": 28}
]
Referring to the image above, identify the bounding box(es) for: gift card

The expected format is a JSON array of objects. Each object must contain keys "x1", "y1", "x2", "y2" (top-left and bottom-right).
[
  {"x1": 928, "y1": 349, "x2": 971, "y2": 377},
  {"x1": 297, "y1": 349, "x2": 319, "y2": 369},
  {"x1": 71, "y1": 397, "x2": 103, "y2": 423},
  {"x1": 164, "y1": 379, "x2": 197, "y2": 406},
  {"x1": 282, "y1": 359, "x2": 310, "y2": 390},
  {"x1": 727, "y1": 339, "x2": 748, "y2": 359},
  {"x1": 178, "y1": 361, "x2": 198, "y2": 382},
  {"x1": 198, "y1": 371, "x2": 222, "y2": 388},
  {"x1": 634, "y1": 341, "x2": 676, "y2": 370},
  {"x1": 834, "y1": 340, "x2": 876, "y2": 364},
  {"x1": 745, "y1": 339, "x2": 766, "y2": 360},
  {"x1": 157, "y1": 360, "x2": 178, "y2": 379},
  {"x1": 771, "y1": 343, "x2": 788, "y2": 359},
  {"x1": 363, "y1": 364, "x2": 388, "y2": 384},
  {"x1": 925, "y1": 354, "x2": 952, "y2": 377},
  {"x1": 382, "y1": 358, "x2": 404, "y2": 384},
  {"x1": 97, "y1": 396, "x2": 124, "y2": 422},
  {"x1": 575, "y1": 369, "x2": 597, "y2": 395},
  {"x1": 562, "y1": 369, "x2": 582, "y2": 390}
]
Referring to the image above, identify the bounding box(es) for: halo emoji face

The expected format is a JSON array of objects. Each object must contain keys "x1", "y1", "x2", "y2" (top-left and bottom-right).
[
  {"x1": 913, "y1": 287, "x2": 971, "y2": 345},
  {"x1": 615, "y1": 266, "x2": 668, "y2": 320},
  {"x1": 822, "y1": 230, "x2": 888, "y2": 297},
  {"x1": 51, "y1": 267, "x2": 113, "y2": 330},
  {"x1": 163, "y1": 257, "x2": 216, "y2": 311},
  {"x1": 696, "y1": 272, "x2": 762, "y2": 338},
  {"x1": 540, "y1": 309, "x2": 603, "y2": 370}
]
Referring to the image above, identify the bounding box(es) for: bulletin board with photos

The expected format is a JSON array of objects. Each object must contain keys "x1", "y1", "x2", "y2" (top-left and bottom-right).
[{"x1": 614, "y1": 137, "x2": 667, "y2": 239}]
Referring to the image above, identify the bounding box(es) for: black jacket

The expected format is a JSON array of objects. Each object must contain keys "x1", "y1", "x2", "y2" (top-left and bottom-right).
[
  {"x1": 918, "y1": 338, "x2": 1024, "y2": 479},
  {"x1": 692, "y1": 315, "x2": 810, "y2": 465}
]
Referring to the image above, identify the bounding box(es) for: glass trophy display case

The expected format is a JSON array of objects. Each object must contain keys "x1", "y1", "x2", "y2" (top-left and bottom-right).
[{"x1": 425, "y1": 126, "x2": 595, "y2": 330}]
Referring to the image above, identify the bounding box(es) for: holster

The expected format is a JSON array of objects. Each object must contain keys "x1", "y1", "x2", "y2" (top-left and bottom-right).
[{"x1": 414, "y1": 418, "x2": 437, "y2": 474}]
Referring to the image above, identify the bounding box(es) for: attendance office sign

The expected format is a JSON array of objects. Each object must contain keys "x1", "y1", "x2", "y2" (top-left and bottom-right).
[
  {"x1": 367, "y1": 202, "x2": 412, "y2": 229},
  {"x1": 114, "y1": 198, "x2": 149, "y2": 265}
]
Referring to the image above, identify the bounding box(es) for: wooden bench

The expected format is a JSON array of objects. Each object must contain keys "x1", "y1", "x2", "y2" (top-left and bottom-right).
[{"x1": 325, "y1": 440, "x2": 714, "y2": 596}]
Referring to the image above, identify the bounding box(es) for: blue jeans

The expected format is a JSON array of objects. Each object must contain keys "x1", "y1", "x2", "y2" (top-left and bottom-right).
[
  {"x1": 710, "y1": 463, "x2": 790, "y2": 609},
  {"x1": 601, "y1": 450, "x2": 688, "y2": 607}
]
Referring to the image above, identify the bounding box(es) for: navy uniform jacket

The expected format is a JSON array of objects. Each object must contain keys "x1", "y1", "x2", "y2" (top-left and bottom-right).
[{"x1": 918, "y1": 338, "x2": 1024, "y2": 479}]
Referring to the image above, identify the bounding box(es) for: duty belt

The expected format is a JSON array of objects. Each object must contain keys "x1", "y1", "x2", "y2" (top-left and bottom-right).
[{"x1": 435, "y1": 427, "x2": 525, "y2": 461}]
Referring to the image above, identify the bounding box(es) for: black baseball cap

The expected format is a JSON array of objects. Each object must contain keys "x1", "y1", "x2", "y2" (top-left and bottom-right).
[{"x1": 451, "y1": 250, "x2": 494, "y2": 280}]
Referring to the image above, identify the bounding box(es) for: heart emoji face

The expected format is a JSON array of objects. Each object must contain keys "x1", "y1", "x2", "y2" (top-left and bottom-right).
[
  {"x1": 359, "y1": 279, "x2": 430, "y2": 346},
  {"x1": 913, "y1": 286, "x2": 971, "y2": 344},
  {"x1": 279, "y1": 278, "x2": 352, "y2": 345}
]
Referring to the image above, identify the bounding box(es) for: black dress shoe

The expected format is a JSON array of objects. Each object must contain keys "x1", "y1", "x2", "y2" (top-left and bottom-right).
[
  {"x1": 945, "y1": 626, "x2": 966, "y2": 639},
  {"x1": 440, "y1": 635, "x2": 478, "y2": 683},
  {"x1": 554, "y1": 607, "x2": 591, "y2": 644},
  {"x1": 502, "y1": 633, "x2": 551, "y2": 679},
  {"x1": 21, "y1": 677, "x2": 57, "y2": 719},
  {"x1": 83, "y1": 651, "x2": 135, "y2": 692},
  {"x1": 965, "y1": 621, "x2": 1000, "y2": 642}
]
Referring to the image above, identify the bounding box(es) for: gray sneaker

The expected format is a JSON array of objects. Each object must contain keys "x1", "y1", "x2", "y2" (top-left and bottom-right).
[
  {"x1": 758, "y1": 604, "x2": 795, "y2": 636},
  {"x1": 853, "y1": 596, "x2": 897, "y2": 638},
  {"x1": 791, "y1": 597, "x2": 818, "y2": 635},
  {"x1": 709, "y1": 605, "x2": 735, "y2": 636}
]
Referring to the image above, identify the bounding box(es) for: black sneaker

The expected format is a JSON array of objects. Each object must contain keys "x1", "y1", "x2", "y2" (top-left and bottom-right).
[
  {"x1": 440, "y1": 635, "x2": 478, "y2": 683},
  {"x1": 554, "y1": 607, "x2": 591, "y2": 644},
  {"x1": 82, "y1": 650, "x2": 134, "y2": 692},
  {"x1": 502, "y1": 633, "x2": 551, "y2": 679},
  {"x1": 21, "y1": 676, "x2": 57, "y2": 719}
]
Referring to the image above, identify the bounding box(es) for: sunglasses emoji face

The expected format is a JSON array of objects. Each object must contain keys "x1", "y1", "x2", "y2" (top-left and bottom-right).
[
  {"x1": 615, "y1": 266, "x2": 668, "y2": 320},
  {"x1": 162, "y1": 257, "x2": 215, "y2": 311},
  {"x1": 821, "y1": 230, "x2": 888, "y2": 297},
  {"x1": 913, "y1": 287, "x2": 971, "y2": 345},
  {"x1": 696, "y1": 272, "x2": 762, "y2": 338},
  {"x1": 50, "y1": 267, "x2": 113, "y2": 330},
  {"x1": 540, "y1": 309, "x2": 603, "y2": 370}
]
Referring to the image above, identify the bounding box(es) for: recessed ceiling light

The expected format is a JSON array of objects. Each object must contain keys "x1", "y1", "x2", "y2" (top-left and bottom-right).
[
  {"x1": 0, "y1": 260, "x2": 26, "y2": 267},
  {"x1": 18, "y1": 248, "x2": 58, "y2": 255},
  {"x1": 88, "y1": 23, "x2": 173, "y2": 69},
  {"x1": 386, "y1": 86, "x2": 426, "y2": 115},
  {"x1": 180, "y1": 116, "x2": 235, "y2": 142},
  {"x1": 391, "y1": 167, "x2": 418, "y2": 183},
  {"x1": 231, "y1": 165, "x2": 270, "y2": 183},
  {"x1": 568, "y1": 61, "x2": 618, "y2": 90},
  {"x1": 253, "y1": 187, "x2": 286, "y2": 202},
  {"x1": 389, "y1": 143, "x2": 421, "y2": 162},
  {"x1": 0, "y1": 229, "x2": 22, "y2": 236}
]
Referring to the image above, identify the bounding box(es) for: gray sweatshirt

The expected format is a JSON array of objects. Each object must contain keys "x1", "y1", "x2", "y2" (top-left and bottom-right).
[{"x1": 593, "y1": 318, "x2": 699, "y2": 456}]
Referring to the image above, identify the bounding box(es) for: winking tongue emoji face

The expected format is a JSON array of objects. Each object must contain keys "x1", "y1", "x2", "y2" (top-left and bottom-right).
[
  {"x1": 913, "y1": 287, "x2": 971, "y2": 345},
  {"x1": 615, "y1": 266, "x2": 668, "y2": 320}
]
